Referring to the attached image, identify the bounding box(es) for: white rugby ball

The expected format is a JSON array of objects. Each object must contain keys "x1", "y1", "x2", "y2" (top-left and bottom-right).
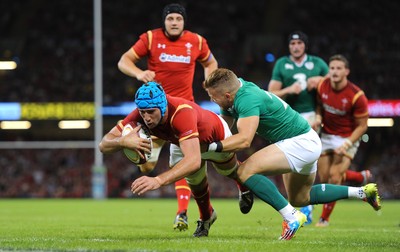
[{"x1": 121, "y1": 122, "x2": 152, "y2": 164}]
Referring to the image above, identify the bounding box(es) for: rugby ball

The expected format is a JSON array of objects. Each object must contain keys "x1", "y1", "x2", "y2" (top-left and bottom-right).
[{"x1": 121, "y1": 122, "x2": 152, "y2": 164}]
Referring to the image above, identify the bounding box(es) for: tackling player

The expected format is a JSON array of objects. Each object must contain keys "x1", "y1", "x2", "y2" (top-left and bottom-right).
[{"x1": 203, "y1": 68, "x2": 381, "y2": 240}]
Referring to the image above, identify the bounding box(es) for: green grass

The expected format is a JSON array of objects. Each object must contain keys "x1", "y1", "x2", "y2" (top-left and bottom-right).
[{"x1": 0, "y1": 199, "x2": 399, "y2": 252}]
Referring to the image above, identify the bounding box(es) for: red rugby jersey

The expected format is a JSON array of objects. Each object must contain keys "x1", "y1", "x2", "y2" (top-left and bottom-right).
[
  {"x1": 118, "y1": 95, "x2": 224, "y2": 145},
  {"x1": 317, "y1": 78, "x2": 369, "y2": 137},
  {"x1": 132, "y1": 28, "x2": 212, "y2": 101}
]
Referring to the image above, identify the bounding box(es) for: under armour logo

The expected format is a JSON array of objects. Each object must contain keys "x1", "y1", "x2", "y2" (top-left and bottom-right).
[{"x1": 158, "y1": 43, "x2": 166, "y2": 49}]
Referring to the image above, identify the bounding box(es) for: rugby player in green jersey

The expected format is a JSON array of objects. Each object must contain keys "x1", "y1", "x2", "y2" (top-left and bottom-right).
[
  {"x1": 204, "y1": 68, "x2": 381, "y2": 240},
  {"x1": 268, "y1": 31, "x2": 328, "y2": 124}
]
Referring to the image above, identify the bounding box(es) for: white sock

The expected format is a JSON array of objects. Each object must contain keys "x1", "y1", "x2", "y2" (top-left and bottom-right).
[
  {"x1": 348, "y1": 187, "x2": 366, "y2": 199},
  {"x1": 278, "y1": 204, "x2": 298, "y2": 222}
]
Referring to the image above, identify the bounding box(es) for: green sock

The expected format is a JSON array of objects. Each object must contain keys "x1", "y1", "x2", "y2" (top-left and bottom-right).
[
  {"x1": 243, "y1": 174, "x2": 288, "y2": 211},
  {"x1": 310, "y1": 184, "x2": 349, "y2": 204}
]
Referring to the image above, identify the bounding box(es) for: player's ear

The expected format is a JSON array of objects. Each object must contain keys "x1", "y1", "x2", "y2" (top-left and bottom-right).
[{"x1": 225, "y1": 92, "x2": 232, "y2": 100}]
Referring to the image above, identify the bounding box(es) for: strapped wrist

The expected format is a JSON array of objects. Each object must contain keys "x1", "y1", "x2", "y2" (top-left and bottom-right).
[{"x1": 208, "y1": 141, "x2": 223, "y2": 152}]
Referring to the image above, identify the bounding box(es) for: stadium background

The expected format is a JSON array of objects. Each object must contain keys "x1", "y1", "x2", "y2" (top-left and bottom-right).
[{"x1": 0, "y1": 0, "x2": 399, "y2": 199}]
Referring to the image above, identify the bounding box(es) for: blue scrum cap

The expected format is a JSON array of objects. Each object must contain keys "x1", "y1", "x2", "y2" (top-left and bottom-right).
[{"x1": 135, "y1": 82, "x2": 167, "y2": 117}]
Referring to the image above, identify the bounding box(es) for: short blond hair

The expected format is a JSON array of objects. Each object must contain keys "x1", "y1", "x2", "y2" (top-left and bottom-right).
[
  {"x1": 204, "y1": 68, "x2": 239, "y2": 92},
  {"x1": 329, "y1": 54, "x2": 350, "y2": 69}
]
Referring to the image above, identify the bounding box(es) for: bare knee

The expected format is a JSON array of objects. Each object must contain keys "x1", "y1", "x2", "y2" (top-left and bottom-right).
[
  {"x1": 318, "y1": 172, "x2": 329, "y2": 183},
  {"x1": 237, "y1": 161, "x2": 255, "y2": 183},
  {"x1": 329, "y1": 172, "x2": 343, "y2": 184}
]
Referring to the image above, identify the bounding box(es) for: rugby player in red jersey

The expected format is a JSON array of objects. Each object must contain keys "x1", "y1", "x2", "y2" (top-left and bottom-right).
[
  {"x1": 313, "y1": 54, "x2": 370, "y2": 227},
  {"x1": 100, "y1": 82, "x2": 247, "y2": 237}
]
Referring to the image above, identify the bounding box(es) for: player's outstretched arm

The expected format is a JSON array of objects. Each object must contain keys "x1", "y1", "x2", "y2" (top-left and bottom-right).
[
  {"x1": 209, "y1": 116, "x2": 259, "y2": 153},
  {"x1": 131, "y1": 137, "x2": 202, "y2": 195},
  {"x1": 99, "y1": 125, "x2": 151, "y2": 155}
]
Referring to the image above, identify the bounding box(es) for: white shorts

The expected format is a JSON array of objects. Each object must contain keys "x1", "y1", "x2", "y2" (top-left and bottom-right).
[
  {"x1": 275, "y1": 129, "x2": 322, "y2": 175},
  {"x1": 169, "y1": 115, "x2": 234, "y2": 167},
  {"x1": 320, "y1": 133, "x2": 360, "y2": 159}
]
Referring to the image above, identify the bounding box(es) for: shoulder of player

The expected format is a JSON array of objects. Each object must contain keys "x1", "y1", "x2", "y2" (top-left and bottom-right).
[
  {"x1": 149, "y1": 28, "x2": 163, "y2": 33},
  {"x1": 167, "y1": 95, "x2": 196, "y2": 112},
  {"x1": 145, "y1": 28, "x2": 164, "y2": 39},
  {"x1": 306, "y1": 54, "x2": 326, "y2": 63},
  {"x1": 275, "y1": 56, "x2": 291, "y2": 64},
  {"x1": 236, "y1": 81, "x2": 263, "y2": 99},
  {"x1": 346, "y1": 80, "x2": 362, "y2": 90},
  {"x1": 317, "y1": 77, "x2": 331, "y2": 93},
  {"x1": 346, "y1": 81, "x2": 368, "y2": 106},
  {"x1": 181, "y1": 30, "x2": 206, "y2": 44},
  {"x1": 270, "y1": 57, "x2": 289, "y2": 71},
  {"x1": 147, "y1": 28, "x2": 202, "y2": 39},
  {"x1": 138, "y1": 28, "x2": 163, "y2": 46},
  {"x1": 182, "y1": 30, "x2": 203, "y2": 37},
  {"x1": 169, "y1": 101, "x2": 199, "y2": 125},
  {"x1": 346, "y1": 80, "x2": 366, "y2": 96}
]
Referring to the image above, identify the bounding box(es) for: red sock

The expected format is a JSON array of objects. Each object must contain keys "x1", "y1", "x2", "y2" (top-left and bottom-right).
[
  {"x1": 192, "y1": 184, "x2": 213, "y2": 220},
  {"x1": 236, "y1": 181, "x2": 249, "y2": 192},
  {"x1": 175, "y1": 178, "x2": 191, "y2": 214},
  {"x1": 344, "y1": 170, "x2": 363, "y2": 184},
  {"x1": 320, "y1": 201, "x2": 337, "y2": 221}
]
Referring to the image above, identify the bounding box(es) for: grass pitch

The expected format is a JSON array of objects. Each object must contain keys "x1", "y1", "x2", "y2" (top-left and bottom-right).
[{"x1": 0, "y1": 198, "x2": 399, "y2": 251}]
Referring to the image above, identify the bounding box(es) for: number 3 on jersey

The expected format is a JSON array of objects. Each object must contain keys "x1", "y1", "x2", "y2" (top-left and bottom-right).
[{"x1": 293, "y1": 73, "x2": 307, "y2": 90}]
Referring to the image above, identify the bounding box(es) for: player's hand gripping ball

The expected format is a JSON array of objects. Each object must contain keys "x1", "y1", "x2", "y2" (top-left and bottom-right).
[{"x1": 121, "y1": 122, "x2": 152, "y2": 164}]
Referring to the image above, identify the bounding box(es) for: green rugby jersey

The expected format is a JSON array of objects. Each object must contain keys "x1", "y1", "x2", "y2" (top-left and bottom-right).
[
  {"x1": 221, "y1": 78, "x2": 310, "y2": 143},
  {"x1": 270, "y1": 54, "x2": 328, "y2": 113}
]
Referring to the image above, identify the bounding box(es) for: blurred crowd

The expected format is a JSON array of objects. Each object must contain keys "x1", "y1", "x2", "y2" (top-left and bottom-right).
[{"x1": 0, "y1": 0, "x2": 399, "y2": 199}]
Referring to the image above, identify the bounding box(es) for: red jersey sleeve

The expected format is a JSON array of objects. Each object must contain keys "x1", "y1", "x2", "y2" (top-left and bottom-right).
[
  {"x1": 352, "y1": 91, "x2": 369, "y2": 118},
  {"x1": 116, "y1": 109, "x2": 143, "y2": 132},
  {"x1": 317, "y1": 77, "x2": 329, "y2": 94},
  {"x1": 132, "y1": 31, "x2": 151, "y2": 59},
  {"x1": 196, "y1": 35, "x2": 212, "y2": 63}
]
